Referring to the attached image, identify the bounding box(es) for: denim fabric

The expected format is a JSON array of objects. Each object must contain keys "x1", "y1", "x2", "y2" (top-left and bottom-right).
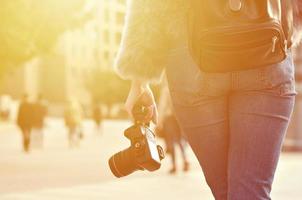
[{"x1": 165, "y1": 47, "x2": 296, "y2": 200}]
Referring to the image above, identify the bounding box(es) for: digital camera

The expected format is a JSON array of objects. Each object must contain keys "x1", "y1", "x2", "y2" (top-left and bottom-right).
[{"x1": 108, "y1": 106, "x2": 165, "y2": 178}]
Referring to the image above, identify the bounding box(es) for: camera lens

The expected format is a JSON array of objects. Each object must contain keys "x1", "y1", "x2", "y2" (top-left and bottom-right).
[{"x1": 108, "y1": 147, "x2": 140, "y2": 178}]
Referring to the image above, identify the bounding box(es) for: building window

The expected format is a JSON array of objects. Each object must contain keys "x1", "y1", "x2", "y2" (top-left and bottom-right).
[
  {"x1": 104, "y1": 51, "x2": 110, "y2": 60},
  {"x1": 115, "y1": 32, "x2": 122, "y2": 44},
  {"x1": 116, "y1": 12, "x2": 124, "y2": 25},
  {"x1": 104, "y1": 30, "x2": 109, "y2": 43},
  {"x1": 104, "y1": 9, "x2": 110, "y2": 22}
]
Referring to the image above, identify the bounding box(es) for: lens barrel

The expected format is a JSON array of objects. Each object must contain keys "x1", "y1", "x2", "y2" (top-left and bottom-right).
[{"x1": 108, "y1": 147, "x2": 139, "y2": 178}]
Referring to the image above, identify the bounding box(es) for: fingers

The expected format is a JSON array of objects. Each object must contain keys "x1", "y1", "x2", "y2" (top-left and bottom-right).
[
  {"x1": 124, "y1": 84, "x2": 158, "y2": 125},
  {"x1": 141, "y1": 105, "x2": 154, "y2": 124},
  {"x1": 125, "y1": 98, "x2": 136, "y2": 120},
  {"x1": 140, "y1": 104, "x2": 158, "y2": 125},
  {"x1": 125, "y1": 86, "x2": 144, "y2": 119},
  {"x1": 136, "y1": 91, "x2": 158, "y2": 124}
]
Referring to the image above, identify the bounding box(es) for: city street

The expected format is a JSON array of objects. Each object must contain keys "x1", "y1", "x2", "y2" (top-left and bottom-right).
[
  {"x1": 1, "y1": 1, "x2": 302, "y2": 200},
  {"x1": 0, "y1": 119, "x2": 302, "y2": 200}
]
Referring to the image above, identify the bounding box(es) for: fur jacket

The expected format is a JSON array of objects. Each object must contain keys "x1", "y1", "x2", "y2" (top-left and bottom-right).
[{"x1": 115, "y1": 0, "x2": 302, "y2": 82}]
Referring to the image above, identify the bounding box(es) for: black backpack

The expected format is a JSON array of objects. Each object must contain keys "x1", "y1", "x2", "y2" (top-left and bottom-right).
[{"x1": 188, "y1": 0, "x2": 293, "y2": 73}]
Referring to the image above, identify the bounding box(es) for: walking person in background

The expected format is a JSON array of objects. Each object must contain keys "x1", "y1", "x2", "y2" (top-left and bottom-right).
[
  {"x1": 92, "y1": 100, "x2": 103, "y2": 134},
  {"x1": 115, "y1": 0, "x2": 302, "y2": 199},
  {"x1": 64, "y1": 99, "x2": 83, "y2": 148},
  {"x1": 157, "y1": 82, "x2": 189, "y2": 174},
  {"x1": 17, "y1": 94, "x2": 33, "y2": 153},
  {"x1": 32, "y1": 94, "x2": 48, "y2": 149}
]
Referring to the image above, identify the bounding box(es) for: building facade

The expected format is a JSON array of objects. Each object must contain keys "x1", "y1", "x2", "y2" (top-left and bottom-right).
[
  {"x1": 42, "y1": 0, "x2": 127, "y2": 104},
  {"x1": 0, "y1": 0, "x2": 127, "y2": 106}
]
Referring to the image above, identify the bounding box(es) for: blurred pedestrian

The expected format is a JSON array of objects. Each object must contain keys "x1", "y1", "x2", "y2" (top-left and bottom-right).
[
  {"x1": 32, "y1": 94, "x2": 48, "y2": 149},
  {"x1": 92, "y1": 101, "x2": 103, "y2": 134},
  {"x1": 64, "y1": 99, "x2": 83, "y2": 148},
  {"x1": 17, "y1": 94, "x2": 33, "y2": 153},
  {"x1": 157, "y1": 82, "x2": 189, "y2": 174}
]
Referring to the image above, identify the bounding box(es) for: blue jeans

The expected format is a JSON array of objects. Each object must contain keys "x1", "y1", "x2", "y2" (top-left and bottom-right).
[{"x1": 165, "y1": 48, "x2": 296, "y2": 200}]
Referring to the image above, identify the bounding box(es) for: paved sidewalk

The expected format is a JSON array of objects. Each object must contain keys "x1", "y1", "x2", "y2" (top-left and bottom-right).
[
  {"x1": 0, "y1": 171, "x2": 212, "y2": 200},
  {"x1": 1, "y1": 120, "x2": 302, "y2": 200},
  {"x1": 1, "y1": 154, "x2": 302, "y2": 200}
]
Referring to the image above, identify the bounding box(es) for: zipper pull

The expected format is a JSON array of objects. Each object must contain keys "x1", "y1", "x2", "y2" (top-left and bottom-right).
[{"x1": 272, "y1": 36, "x2": 278, "y2": 53}]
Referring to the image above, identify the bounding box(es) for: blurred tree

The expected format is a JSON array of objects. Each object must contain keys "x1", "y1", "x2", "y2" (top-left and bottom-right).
[
  {"x1": 0, "y1": 0, "x2": 90, "y2": 77},
  {"x1": 86, "y1": 69, "x2": 131, "y2": 109}
]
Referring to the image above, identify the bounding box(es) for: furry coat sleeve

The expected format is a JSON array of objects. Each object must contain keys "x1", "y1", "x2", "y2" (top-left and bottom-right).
[{"x1": 114, "y1": 0, "x2": 188, "y2": 82}]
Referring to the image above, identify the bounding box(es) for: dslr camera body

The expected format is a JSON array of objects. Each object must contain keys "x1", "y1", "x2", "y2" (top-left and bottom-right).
[{"x1": 109, "y1": 108, "x2": 165, "y2": 178}]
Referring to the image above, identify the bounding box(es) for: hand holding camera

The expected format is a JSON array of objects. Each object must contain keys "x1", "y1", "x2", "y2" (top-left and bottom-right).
[
  {"x1": 124, "y1": 81, "x2": 158, "y2": 124},
  {"x1": 108, "y1": 101, "x2": 165, "y2": 178}
]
